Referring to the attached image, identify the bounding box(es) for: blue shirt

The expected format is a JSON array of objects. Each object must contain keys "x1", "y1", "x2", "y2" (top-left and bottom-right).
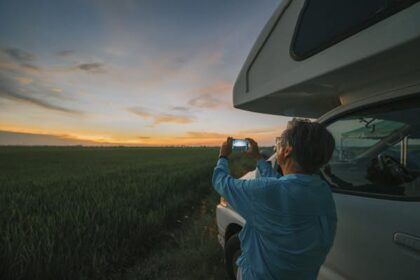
[{"x1": 212, "y1": 158, "x2": 337, "y2": 280}]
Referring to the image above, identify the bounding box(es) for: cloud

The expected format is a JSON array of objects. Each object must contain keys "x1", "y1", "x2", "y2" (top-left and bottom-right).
[
  {"x1": 0, "y1": 48, "x2": 43, "y2": 72},
  {"x1": 171, "y1": 106, "x2": 190, "y2": 112},
  {"x1": 187, "y1": 81, "x2": 233, "y2": 109},
  {"x1": 138, "y1": 136, "x2": 151, "y2": 139},
  {"x1": 127, "y1": 107, "x2": 153, "y2": 118},
  {"x1": 57, "y1": 50, "x2": 74, "y2": 56},
  {"x1": 51, "y1": 88, "x2": 63, "y2": 93},
  {"x1": 188, "y1": 95, "x2": 221, "y2": 108},
  {"x1": 0, "y1": 51, "x2": 80, "y2": 113},
  {"x1": 15, "y1": 77, "x2": 32, "y2": 85},
  {"x1": 1, "y1": 47, "x2": 36, "y2": 63},
  {"x1": 0, "y1": 87, "x2": 81, "y2": 114},
  {"x1": 186, "y1": 131, "x2": 227, "y2": 138},
  {"x1": 76, "y1": 63, "x2": 104, "y2": 73},
  {"x1": 159, "y1": 131, "x2": 229, "y2": 146},
  {"x1": 153, "y1": 114, "x2": 193, "y2": 125},
  {"x1": 0, "y1": 61, "x2": 41, "y2": 75},
  {"x1": 20, "y1": 63, "x2": 41, "y2": 71},
  {"x1": 195, "y1": 81, "x2": 232, "y2": 96},
  {"x1": 0, "y1": 77, "x2": 82, "y2": 114},
  {"x1": 1, "y1": 47, "x2": 102, "y2": 74},
  {"x1": 127, "y1": 107, "x2": 194, "y2": 126},
  {"x1": 203, "y1": 50, "x2": 224, "y2": 64}
]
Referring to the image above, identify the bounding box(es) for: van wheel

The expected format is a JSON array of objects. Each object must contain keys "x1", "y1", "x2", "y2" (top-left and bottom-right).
[{"x1": 225, "y1": 233, "x2": 241, "y2": 280}]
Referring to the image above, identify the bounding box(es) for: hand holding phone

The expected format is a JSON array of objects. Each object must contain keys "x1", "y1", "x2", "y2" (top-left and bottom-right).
[
  {"x1": 232, "y1": 138, "x2": 250, "y2": 151},
  {"x1": 245, "y1": 138, "x2": 262, "y2": 160}
]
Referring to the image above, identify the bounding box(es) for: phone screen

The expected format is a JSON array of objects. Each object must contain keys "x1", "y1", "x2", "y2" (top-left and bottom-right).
[{"x1": 232, "y1": 139, "x2": 249, "y2": 151}]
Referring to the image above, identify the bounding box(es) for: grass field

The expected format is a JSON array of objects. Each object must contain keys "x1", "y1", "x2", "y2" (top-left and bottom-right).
[{"x1": 0, "y1": 146, "x2": 257, "y2": 280}]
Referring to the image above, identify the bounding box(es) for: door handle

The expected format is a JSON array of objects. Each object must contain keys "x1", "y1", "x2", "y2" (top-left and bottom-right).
[{"x1": 393, "y1": 232, "x2": 420, "y2": 252}]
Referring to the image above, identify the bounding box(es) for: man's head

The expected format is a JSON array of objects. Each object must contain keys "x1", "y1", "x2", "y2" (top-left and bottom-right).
[{"x1": 275, "y1": 118, "x2": 335, "y2": 174}]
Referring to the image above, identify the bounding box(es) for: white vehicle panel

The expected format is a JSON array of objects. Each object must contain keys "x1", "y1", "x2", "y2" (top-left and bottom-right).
[{"x1": 234, "y1": 0, "x2": 420, "y2": 118}]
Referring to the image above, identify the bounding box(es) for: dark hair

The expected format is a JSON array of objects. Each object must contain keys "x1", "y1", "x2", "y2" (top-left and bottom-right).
[{"x1": 279, "y1": 118, "x2": 335, "y2": 174}]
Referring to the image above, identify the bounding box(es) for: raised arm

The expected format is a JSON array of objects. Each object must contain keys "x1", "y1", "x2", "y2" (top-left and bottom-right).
[
  {"x1": 256, "y1": 159, "x2": 281, "y2": 178},
  {"x1": 246, "y1": 138, "x2": 281, "y2": 178},
  {"x1": 212, "y1": 157, "x2": 269, "y2": 222},
  {"x1": 213, "y1": 137, "x2": 270, "y2": 221}
]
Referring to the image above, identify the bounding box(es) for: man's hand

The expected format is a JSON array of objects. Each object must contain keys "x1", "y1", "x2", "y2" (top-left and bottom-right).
[
  {"x1": 245, "y1": 138, "x2": 262, "y2": 160},
  {"x1": 219, "y1": 137, "x2": 232, "y2": 158}
]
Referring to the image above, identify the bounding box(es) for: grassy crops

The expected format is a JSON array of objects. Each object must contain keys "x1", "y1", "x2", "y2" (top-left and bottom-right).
[{"x1": 0, "y1": 146, "x2": 219, "y2": 280}]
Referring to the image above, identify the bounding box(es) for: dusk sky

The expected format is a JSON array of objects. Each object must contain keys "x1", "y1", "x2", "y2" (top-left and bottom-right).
[{"x1": 0, "y1": 0, "x2": 290, "y2": 146}]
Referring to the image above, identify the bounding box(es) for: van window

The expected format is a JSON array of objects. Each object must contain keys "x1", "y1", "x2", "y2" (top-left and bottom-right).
[
  {"x1": 322, "y1": 95, "x2": 420, "y2": 199},
  {"x1": 291, "y1": 0, "x2": 420, "y2": 60}
]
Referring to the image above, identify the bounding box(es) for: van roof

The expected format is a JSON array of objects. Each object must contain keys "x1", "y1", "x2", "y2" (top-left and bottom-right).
[{"x1": 233, "y1": 0, "x2": 420, "y2": 118}]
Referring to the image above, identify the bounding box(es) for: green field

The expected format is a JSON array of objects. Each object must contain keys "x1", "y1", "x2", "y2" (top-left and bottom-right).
[{"x1": 0, "y1": 146, "x2": 257, "y2": 280}]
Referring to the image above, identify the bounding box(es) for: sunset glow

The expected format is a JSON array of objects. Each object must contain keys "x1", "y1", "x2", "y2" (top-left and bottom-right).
[{"x1": 0, "y1": 0, "x2": 289, "y2": 146}]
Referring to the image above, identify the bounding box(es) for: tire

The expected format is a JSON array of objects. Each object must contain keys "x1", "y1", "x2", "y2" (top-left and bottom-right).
[{"x1": 225, "y1": 233, "x2": 242, "y2": 280}]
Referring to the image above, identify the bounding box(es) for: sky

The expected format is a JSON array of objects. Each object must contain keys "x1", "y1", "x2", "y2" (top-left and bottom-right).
[{"x1": 0, "y1": 0, "x2": 290, "y2": 146}]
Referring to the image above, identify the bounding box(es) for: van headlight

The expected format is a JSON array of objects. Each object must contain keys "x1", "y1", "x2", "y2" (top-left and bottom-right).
[{"x1": 220, "y1": 197, "x2": 229, "y2": 208}]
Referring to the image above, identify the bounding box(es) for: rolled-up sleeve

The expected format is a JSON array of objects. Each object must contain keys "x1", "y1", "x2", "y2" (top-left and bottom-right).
[
  {"x1": 212, "y1": 158, "x2": 268, "y2": 222},
  {"x1": 257, "y1": 159, "x2": 281, "y2": 178}
]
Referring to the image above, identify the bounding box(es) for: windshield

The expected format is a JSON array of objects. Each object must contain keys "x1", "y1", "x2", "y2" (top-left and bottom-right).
[
  {"x1": 330, "y1": 118, "x2": 407, "y2": 161},
  {"x1": 324, "y1": 95, "x2": 420, "y2": 198}
]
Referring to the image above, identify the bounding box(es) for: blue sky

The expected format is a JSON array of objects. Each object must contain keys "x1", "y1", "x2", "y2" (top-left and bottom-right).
[{"x1": 0, "y1": 0, "x2": 290, "y2": 146}]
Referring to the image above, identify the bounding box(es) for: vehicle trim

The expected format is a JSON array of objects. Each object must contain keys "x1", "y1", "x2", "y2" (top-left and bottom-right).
[
  {"x1": 318, "y1": 85, "x2": 420, "y2": 124},
  {"x1": 331, "y1": 189, "x2": 420, "y2": 202}
]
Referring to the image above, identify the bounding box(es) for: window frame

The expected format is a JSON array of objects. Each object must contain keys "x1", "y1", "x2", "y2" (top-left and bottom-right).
[
  {"x1": 320, "y1": 93, "x2": 420, "y2": 201},
  {"x1": 290, "y1": 0, "x2": 420, "y2": 61}
]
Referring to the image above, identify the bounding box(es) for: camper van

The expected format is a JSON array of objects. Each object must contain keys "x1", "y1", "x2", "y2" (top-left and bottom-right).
[{"x1": 216, "y1": 0, "x2": 420, "y2": 279}]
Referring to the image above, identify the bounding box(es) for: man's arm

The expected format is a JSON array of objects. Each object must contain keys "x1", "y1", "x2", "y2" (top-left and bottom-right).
[
  {"x1": 245, "y1": 138, "x2": 281, "y2": 178},
  {"x1": 212, "y1": 157, "x2": 269, "y2": 222},
  {"x1": 256, "y1": 159, "x2": 281, "y2": 178}
]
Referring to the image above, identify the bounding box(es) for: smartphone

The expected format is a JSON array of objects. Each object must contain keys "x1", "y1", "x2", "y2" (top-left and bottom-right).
[{"x1": 232, "y1": 138, "x2": 249, "y2": 151}]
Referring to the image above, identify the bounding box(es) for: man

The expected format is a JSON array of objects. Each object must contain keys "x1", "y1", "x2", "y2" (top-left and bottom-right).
[{"x1": 212, "y1": 118, "x2": 337, "y2": 280}]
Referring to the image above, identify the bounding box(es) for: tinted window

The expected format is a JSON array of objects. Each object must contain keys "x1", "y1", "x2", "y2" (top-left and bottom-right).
[
  {"x1": 291, "y1": 0, "x2": 420, "y2": 60},
  {"x1": 322, "y1": 96, "x2": 420, "y2": 199}
]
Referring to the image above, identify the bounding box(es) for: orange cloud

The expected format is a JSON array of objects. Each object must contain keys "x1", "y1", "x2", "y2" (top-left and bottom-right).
[
  {"x1": 203, "y1": 49, "x2": 224, "y2": 64},
  {"x1": 127, "y1": 107, "x2": 194, "y2": 126},
  {"x1": 154, "y1": 114, "x2": 193, "y2": 125},
  {"x1": 186, "y1": 131, "x2": 227, "y2": 138},
  {"x1": 187, "y1": 81, "x2": 233, "y2": 109},
  {"x1": 188, "y1": 95, "x2": 222, "y2": 108},
  {"x1": 0, "y1": 61, "x2": 41, "y2": 75},
  {"x1": 51, "y1": 88, "x2": 63, "y2": 93},
  {"x1": 195, "y1": 81, "x2": 232, "y2": 96},
  {"x1": 15, "y1": 77, "x2": 32, "y2": 85}
]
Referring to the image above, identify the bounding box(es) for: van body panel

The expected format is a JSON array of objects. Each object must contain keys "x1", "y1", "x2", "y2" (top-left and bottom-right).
[
  {"x1": 317, "y1": 93, "x2": 420, "y2": 279},
  {"x1": 321, "y1": 193, "x2": 420, "y2": 280},
  {"x1": 233, "y1": 0, "x2": 420, "y2": 118}
]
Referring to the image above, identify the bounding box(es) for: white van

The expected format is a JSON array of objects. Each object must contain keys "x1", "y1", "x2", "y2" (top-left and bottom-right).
[{"x1": 216, "y1": 0, "x2": 420, "y2": 279}]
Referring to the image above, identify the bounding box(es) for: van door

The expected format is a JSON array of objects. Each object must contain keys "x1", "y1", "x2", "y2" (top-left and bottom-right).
[{"x1": 318, "y1": 95, "x2": 420, "y2": 280}]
